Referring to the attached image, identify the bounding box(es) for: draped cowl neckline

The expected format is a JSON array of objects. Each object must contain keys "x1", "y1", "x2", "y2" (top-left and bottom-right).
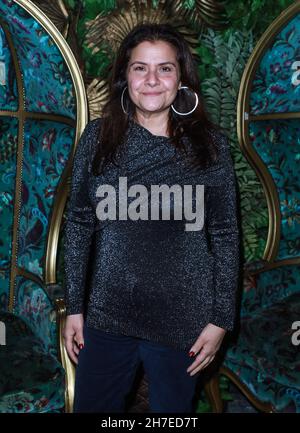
[
  {"x1": 114, "y1": 118, "x2": 197, "y2": 178},
  {"x1": 89, "y1": 117, "x2": 202, "y2": 232},
  {"x1": 95, "y1": 117, "x2": 216, "y2": 188},
  {"x1": 128, "y1": 118, "x2": 172, "y2": 142}
]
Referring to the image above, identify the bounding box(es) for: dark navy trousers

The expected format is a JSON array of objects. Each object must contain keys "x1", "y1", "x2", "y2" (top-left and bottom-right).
[{"x1": 73, "y1": 325, "x2": 199, "y2": 413}]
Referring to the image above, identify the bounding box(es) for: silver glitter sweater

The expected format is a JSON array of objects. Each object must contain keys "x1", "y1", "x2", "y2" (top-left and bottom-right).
[{"x1": 63, "y1": 118, "x2": 240, "y2": 351}]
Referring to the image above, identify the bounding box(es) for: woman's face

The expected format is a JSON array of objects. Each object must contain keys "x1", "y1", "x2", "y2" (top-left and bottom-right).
[{"x1": 126, "y1": 40, "x2": 182, "y2": 117}]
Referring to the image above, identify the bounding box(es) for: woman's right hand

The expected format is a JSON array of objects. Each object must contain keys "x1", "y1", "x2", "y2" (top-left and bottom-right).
[{"x1": 63, "y1": 313, "x2": 84, "y2": 365}]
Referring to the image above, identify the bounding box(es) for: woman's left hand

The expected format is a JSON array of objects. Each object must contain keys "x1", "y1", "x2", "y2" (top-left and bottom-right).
[{"x1": 186, "y1": 323, "x2": 227, "y2": 376}]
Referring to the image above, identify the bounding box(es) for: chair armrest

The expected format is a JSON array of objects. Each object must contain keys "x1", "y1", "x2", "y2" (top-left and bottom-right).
[
  {"x1": 243, "y1": 259, "x2": 268, "y2": 276},
  {"x1": 54, "y1": 297, "x2": 76, "y2": 413}
]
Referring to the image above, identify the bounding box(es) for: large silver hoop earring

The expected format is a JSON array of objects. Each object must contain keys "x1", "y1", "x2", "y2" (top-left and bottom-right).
[
  {"x1": 121, "y1": 86, "x2": 129, "y2": 115},
  {"x1": 171, "y1": 86, "x2": 199, "y2": 116}
]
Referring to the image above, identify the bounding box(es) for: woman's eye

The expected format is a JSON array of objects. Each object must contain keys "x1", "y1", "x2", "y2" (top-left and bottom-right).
[{"x1": 132, "y1": 65, "x2": 173, "y2": 72}]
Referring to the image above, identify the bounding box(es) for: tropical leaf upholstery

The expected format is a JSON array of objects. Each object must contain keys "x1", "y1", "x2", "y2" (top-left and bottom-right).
[
  {"x1": 220, "y1": 5, "x2": 300, "y2": 413},
  {"x1": 0, "y1": 0, "x2": 86, "y2": 412},
  {"x1": 0, "y1": 311, "x2": 64, "y2": 413},
  {"x1": 223, "y1": 268, "x2": 300, "y2": 412}
]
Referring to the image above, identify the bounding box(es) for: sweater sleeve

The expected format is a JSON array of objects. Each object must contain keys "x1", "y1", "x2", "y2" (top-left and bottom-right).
[
  {"x1": 205, "y1": 133, "x2": 240, "y2": 331},
  {"x1": 63, "y1": 121, "x2": 98, "y2": 315}
]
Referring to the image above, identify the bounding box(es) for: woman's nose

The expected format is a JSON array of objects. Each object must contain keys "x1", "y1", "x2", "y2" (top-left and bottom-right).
[{"x1": 145, "y1": 69, "x2": 159, "y2": 85}]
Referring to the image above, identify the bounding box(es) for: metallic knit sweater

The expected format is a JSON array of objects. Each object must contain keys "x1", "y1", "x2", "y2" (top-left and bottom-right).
[{"x1": 63, "y1": 118, "x2": 240, "y2": 352}]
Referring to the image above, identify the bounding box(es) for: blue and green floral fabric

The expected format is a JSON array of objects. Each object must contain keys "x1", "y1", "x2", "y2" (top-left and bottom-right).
[
  {"x1": 0, "y1": 311, "x2": 65, "y2": 413},
  {"x1": 224, "y1": 281, "x2": 300, "y2": 412},
  {"x1": 0, "y1": 0, "x2": 79, "y2": 413},
  {"x1": 250, "y1": 14, "x2": 300, "y2": 114},
  {"x1": 223, "y1": 7, "x2": 300, "y2": 412}
]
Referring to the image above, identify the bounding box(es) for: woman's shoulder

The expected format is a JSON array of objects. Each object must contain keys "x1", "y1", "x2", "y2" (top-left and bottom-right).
[
  {"x1": 84, "y1": 117, "x2": 102, "y2": 134},
  {"x1": 78, "y1": 117, "x2": 102, "y2": 150},
  {"x1": 74, "y1": 118, "x2": 102, "y2": 163},
  {"x1": 207, "y1": 127, "x2": 229, "y2": 148},
  {"x1": 202, "y1": 127, "x2": 233, "y2": 174},
  {"x1": 207, "y1": 127, "x2": 231, "y2": 158}
]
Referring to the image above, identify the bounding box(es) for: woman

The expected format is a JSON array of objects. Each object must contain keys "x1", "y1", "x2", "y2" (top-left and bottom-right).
[{"x1": 63, "y1": 23, "x2": 240, "y2": 413}]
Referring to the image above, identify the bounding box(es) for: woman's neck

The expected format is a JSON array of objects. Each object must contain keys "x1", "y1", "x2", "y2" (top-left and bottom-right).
[{"x1": 133, "y1": 111, "x2": 170, "y2": 137}]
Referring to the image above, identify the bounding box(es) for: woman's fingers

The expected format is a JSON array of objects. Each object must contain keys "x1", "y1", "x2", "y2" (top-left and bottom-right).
[
  {"x1": 197, "y1": 354, "x2": 215, "y2": 371},
  {"x1": 187, "y1": 348, "x2": 206, "y2": 372},
  {"x1": 187, "y1": 352, "x2": 215, "y2": 376},
  {"x1": 187, "y1": 323, "x2": 227, "y2": 376},
  {"x1": 63, "y1": 314, "x2": 85, "y2": 365},
  {"x1": 73, "y1": 342, "x2": 80, "y2": 356},
  {"x1": 64, "y1": 332, "x2": 79, "y2": 364},
  {"x1": 189, "y1": 355, "x2": 215, "y2": 376},
  {"x1": 74, "y1": 330, "x2": 84, "y2": 350},
  {"x1": 63, "y1": 328, "x2": 81, "y2": 364}
]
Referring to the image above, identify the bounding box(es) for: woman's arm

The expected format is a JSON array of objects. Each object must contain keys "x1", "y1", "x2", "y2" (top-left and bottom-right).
[
  {"x1": 205, "y1": 133, "x2": 240, "y2": 331},
  {"x1": 63, "y1": 120, "x2": 99, "y2": 362},
  {"x1": 187, "y1": 132, "x2": 240, "y2": 375},
  {"x1": 63, "y1": 120, "x2": 98, "y2": 316}
]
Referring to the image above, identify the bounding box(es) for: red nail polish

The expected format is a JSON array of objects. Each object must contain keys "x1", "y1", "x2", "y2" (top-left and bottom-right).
[
  {"x1": 79, "y1": 344, "x2": 84, "y2": 350},
  {"x1": 189, "y1": 351, "x2": 195, "y2": 357}
]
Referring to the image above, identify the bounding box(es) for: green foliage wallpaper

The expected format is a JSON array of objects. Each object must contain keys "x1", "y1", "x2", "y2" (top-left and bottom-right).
[{"x1": 33, "y1": 0, "x2": 295, "y2": 262}]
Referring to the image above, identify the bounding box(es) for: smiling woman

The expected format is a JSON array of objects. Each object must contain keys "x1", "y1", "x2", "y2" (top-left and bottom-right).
[
  {"x1": 125, "y1": 40, "x2": 182, "y2": 136},
  {"x1": 91, "y1": 23, "x2": 220, "y2": 176},
  {"x1": 63, "y1": 22, "x2": 240, "y2": 413}
]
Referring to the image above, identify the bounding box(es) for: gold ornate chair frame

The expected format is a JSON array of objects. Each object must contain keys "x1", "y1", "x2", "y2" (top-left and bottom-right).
[
  {"x1": 4, "y1": 0, "x2": 88, "y2": 414},
  {"x1": 209, "y1": 1, "x2": 300, "y2": 413}
]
